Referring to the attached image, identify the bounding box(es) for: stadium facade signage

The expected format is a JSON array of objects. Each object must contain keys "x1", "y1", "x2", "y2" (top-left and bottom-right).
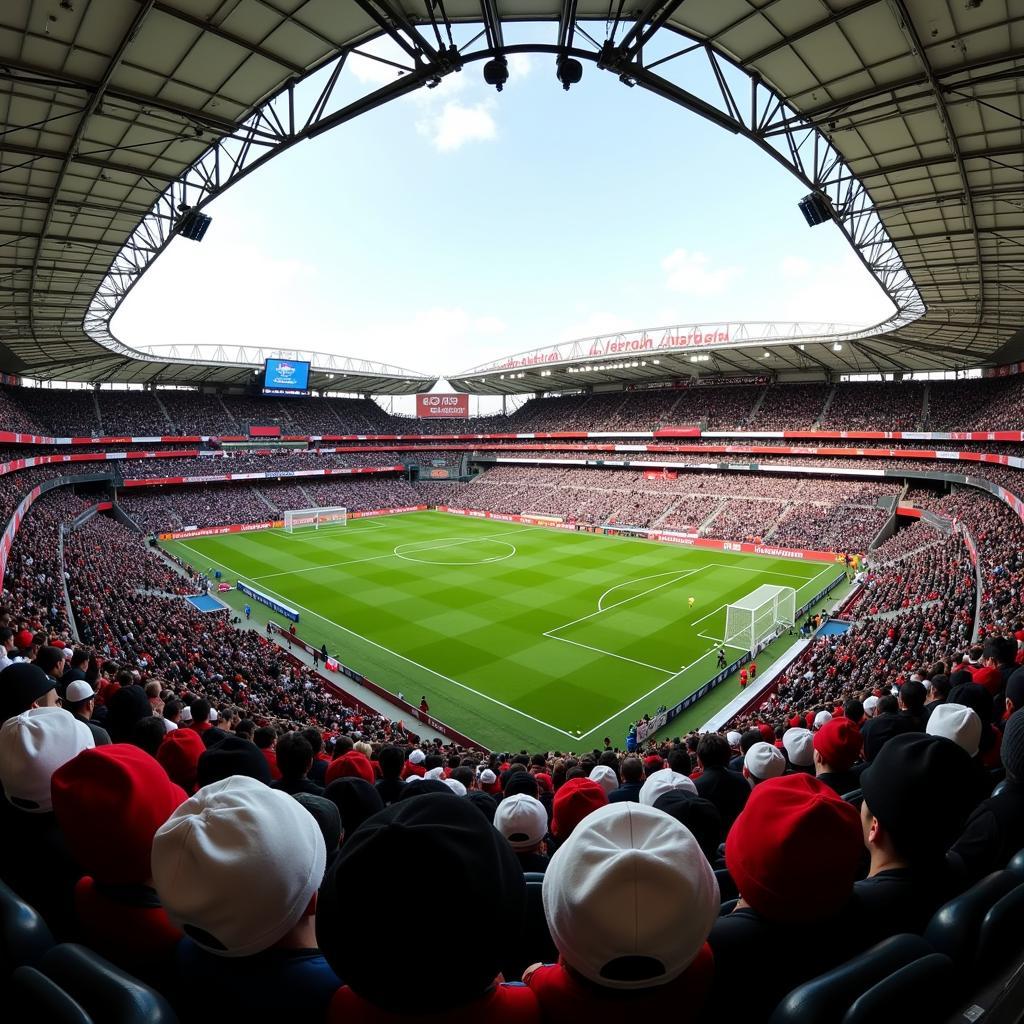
[{"x1": 416, "y1": 393, "x2": 469, "y2": 419}]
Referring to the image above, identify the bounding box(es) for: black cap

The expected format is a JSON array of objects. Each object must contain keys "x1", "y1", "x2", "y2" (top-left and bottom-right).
[
  {"x1": 653, "y1": 790, "x2": 723, "y2": 863},
  {"x1": 0, "y1": 662, "x2": 56, "y2": 722},
  {"x1": 196, "y1": 735, "x2": 272, "y2": 788},
  {"x1": 861, "y1": 733, "x2": 975, "y2": 863},
  {"x1": 465, "y1": 790, "x2": 498, "y2": 823},
  {"x1": 105, "y1": 685, "x2": 152, "y2": 743},
  {"x1": 323, "y1": 777, "x2": 383, "y2": 837},
  {"x1": 1002, "y1": 712, "x2": 1024, "y2": 781},
  {"x1": 293, "y1": 793, "x2": 342, "y2": 871},
  {"x1": 862, "y1": 713, "x2": 914, "y2": 762},
  {"x1": 317, "y1": 793, "x2": 525, "y2": 1012},
  {"x1": 1007, "y1": 668, "x2": 1024, "y2": 712}
]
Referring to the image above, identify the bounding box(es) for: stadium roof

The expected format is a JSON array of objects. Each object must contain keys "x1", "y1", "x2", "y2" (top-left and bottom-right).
[{"x1": 1, "y1": 1, "x2": 1020, "y2": 391}]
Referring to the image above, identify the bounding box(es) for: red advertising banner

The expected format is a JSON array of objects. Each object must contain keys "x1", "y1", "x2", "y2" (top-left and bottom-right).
[
  {"x1": 416, "y1": 393, "x2": 469, "y2": 419},
  {"x1": 249, "y1": 425, "x2": 282, "y2": 438},
  {"x1": 644, "y1": 469, "x2": 678, "y2": 480}
]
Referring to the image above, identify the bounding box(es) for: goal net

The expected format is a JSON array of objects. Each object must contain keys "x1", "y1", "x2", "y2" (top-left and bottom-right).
[
  {"x1": 724, "y1": 584, "x2": 796, "y2": 652},
  {"x1": 282, "y1": 507, "x2": 347, "y2": 533}
]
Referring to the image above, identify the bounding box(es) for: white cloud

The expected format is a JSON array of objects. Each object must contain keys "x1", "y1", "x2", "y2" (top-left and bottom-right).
[
  {"x1": 507, "y1": 53, "x2": 533, "y2": 81},
  {"x1": 661, "y1": 249, "x2": 742, "y2": 296},
  {"x1": 417, "y1": 100, "x2": 497, "y2": 151}
]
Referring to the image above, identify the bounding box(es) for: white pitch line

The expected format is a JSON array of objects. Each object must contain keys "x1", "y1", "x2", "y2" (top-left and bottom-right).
[
  {"x1": 596, "y1": 568, "x2": 701, "y2": 612},
  {"x1": 173, "y1": 541, "x2": 579, "y2": 741},
  {"x1": 544, "y1": 634, "x2": 677, "y2": 674}
]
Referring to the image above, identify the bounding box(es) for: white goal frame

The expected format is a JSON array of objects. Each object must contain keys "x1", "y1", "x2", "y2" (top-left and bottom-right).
[
  {"x1": 724, "y1": 584, "x2": 796, "y2": 652},
  {"x1": 282, "y1": 507, "x2": 347, "y2": 533}
]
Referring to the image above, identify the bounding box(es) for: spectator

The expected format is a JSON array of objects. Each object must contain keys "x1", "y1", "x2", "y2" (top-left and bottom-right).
[
  {"x1": 317, "y1": 793, "x2": 539, "y2": 1022},
  {"x1": 152, "y1": 775, "x2": 337, "y2": 1021},
  {"x1": 652, "y1": 790, "x2": 723, "y2": 864},
  {"x1": 524, "y1": 803, "x2": 718, "y2": 1016},
  {"x1": 197, "y1": 734, "x2": 273, "y2": 788},
  {"x1": 273, "y1": 731, "x2": 324, "y2": 796},
  {"x1": 860, "y1": 695, "x2": 915, "y2": 761},
  {"x1": 156, "y1": 726, "x2": 205, "y2": 793},
  {"x1": 743, "y1": 741, "x2": 786, "y2": 786},
  {"x1": 322, "y1": 777, "x2": 383, "y2": 840},
  {"x1": 812, "y1": 718, "x2": 864, "y2": 795},
  {"x1": 494, "y1": 793, "x2": 550, "y2": 873},
  {"x1": 693, "y1": 732, "x2": 749, "y2": 831},
  {"x1": 926, "y1": 703, "x2": 982, "y2": 758},
  {"x1": 782, "y1": 727, "x2": 815, "y2": 774},
  {"x1": 375, "y1": 745, "x2": 406, "y2": 805},
  {"x1": 253, "y1": 725, "x2": 281, "y2": 779},
  {"x1": 50, "y1": 744, "x2": 186, "y2": 985},
  {"x1": 607, "y1": 756, "x2": 644, "y2": 803},
  {"x1": 64, "y1": 680, "x2": 111, "y2": 746},
  {"x1": 551, "y1": 778, "x2": 609, "y2": 845},
  {"x1": 0, "y1": 661, "x2": 59, "y2": 722}
]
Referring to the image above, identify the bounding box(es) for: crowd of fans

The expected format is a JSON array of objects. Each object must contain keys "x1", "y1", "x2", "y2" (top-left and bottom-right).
[{"x1": 818, "y1": 381, "x2": 926, "y2": 431}]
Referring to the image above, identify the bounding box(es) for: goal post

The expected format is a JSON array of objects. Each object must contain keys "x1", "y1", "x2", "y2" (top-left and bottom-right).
[
  {"x1": 282, "y1": 507, "x2": 347, "y2": 533},
  {"x1": 724, "y1": 584, "x2": 796, "y2": 652}
]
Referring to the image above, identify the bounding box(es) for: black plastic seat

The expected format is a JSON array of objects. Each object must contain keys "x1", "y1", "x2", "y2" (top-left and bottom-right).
[
  {"x1": 768, "y1": 934, "x2": 934, "y2": 1024},
  {"x1": 0, "y1": 877, "x2": 55, "y2": 975},
  {"x1": 924, "y1": 870, "x2": 1023, "y2": 969},
  {"x1": 991, "y1": 778, "x2": 1010, "y2": 798},
  {"x1": 841, "y1": 787, "x2": 863, "y2": 806},
  {"x1": 976, "y1": 881, "x2": 1024, "y2": 971},
  {"x1": 1007, "y1": 847, "x2": 1024, "y2": 876},
  {"x1": 9, "y1": 944, "x2": 178, "y2": 1023},
  {"x1": 841, "y1": 953, "x2": 954, "y2": 1024}
]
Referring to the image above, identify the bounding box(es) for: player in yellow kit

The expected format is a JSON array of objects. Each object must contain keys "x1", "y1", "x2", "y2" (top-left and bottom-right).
[{"x1": 688, "y1": 596, "x2": 695, "y2": 609}]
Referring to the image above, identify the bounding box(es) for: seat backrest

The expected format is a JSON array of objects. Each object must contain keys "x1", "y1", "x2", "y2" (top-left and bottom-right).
[
  {"x1": 991, "y1": 778, "x2": 1010, "y2": 798},
  {"x1": 1007, "y1": 848, "x2": 1024, "y2": 877},
  {"x1": 500, "y1": 875, "x2": 557, "y2": 982},
  {"x1": 977, "y1": 882, "x2": 1024, "y2": 971},
  {"x1": 39, "y1": 944, "x2": 177, "y2": 1024},
  {"x1": 10, "y1": 966, "x2": 92, "y2": 1024},
  {"x1": 768, "y1": 934, "x2": 933, "y2": 1024},
  {"x1": 0, "y1": 878, "x2": 55, "y2": 974},
  {"x1": 841, "y1": 953, "x2": 955, "y2": 1024},
  {"x1": 842, "y1": 788, "x2": 863, "y2": 806},
  {"x1": 924, "y1": 871, "x2": 1022, "y2": 968}
]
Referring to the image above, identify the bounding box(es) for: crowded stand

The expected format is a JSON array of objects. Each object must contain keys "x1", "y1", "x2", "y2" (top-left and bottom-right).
[
  {"x1": 746, "y1": 381, "x2": 831, "y2": 429},
  {"x1": 817, "y1": 380, "x2": 925, "y2": 430},
  {"x1": 927, "y1": 375, "x2": 1024, "y2": 431}
]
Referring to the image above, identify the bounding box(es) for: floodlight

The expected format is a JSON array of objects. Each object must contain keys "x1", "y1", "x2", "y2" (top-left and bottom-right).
[
  {"x1": 483, "y1": 57, "x2": 509, "y2": 92},
  {"x1": 557, "y1": 57, "x2": 583, "y2": 91}
]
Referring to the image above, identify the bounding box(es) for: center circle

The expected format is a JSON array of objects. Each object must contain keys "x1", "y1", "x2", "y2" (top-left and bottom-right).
[{"x1": 393, "y1": 538, "x2": 517, "y2": 566}]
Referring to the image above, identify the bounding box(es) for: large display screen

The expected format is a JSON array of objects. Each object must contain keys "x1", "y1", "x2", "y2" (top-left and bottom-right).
[
  {"x1": 262, "y1": 358, "x2": 310, "y2": 396},
  {"x1": 416, "y1": 393, "x2": 469, "y2": 419}
]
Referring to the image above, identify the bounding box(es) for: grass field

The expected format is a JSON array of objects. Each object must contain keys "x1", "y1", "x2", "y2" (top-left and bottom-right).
[{"x1": 162, "y1": 511, "x2": 846, "y2": 751}]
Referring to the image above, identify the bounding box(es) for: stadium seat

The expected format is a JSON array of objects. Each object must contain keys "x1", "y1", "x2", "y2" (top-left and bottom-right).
[
  {"x1": 841, "y1": 953, "x2": 954, "y2": 1024},
  {"x1": 767, "y1": 934, "x2": 936, "y2": 1024},
  {"x1": 1007, "y1": 848, "x2": 1024, "y2": 876},
  {"x1": 714, "y1": 867, "x2": 738, "y2": 901},
  {"x1": 11, "y1": 944, "x2": 178, "y2": 1023},
  {"x1": 976, "y1": 882, "x2": 1024, "y2": 971},
  {"x1": 991, "y1": 778, "x2": 1011, "y2": 798},
  {"x1": 841, "y1": 787, "x2": 862, "y2": 806},
  {"x1": 10, "y1": 966, "x2": 91, "y2": 1023},
  {"x1": 0, "y1": 878, "x2": 55, "y2": 975},
  {"x1": 500, "y1": 872, "x2": 557, "y2": 982},
  {"x1": 924, "y1": 871, "x2": 1023, "y2": 971}
]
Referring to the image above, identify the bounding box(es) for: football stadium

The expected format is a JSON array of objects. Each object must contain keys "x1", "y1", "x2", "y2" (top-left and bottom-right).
[{"x1": 0, "y1": 2, "x2": 1023, "y2": 1022}]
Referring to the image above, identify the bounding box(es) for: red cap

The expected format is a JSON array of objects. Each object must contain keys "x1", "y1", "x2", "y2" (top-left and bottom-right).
[
  {"x1": 726, "y1": 774, "x2": 862, "y2": 924},
  {"x1": 812, "y1": 718, "x2": 863, "y2": 773},
  {"x1": 973, "y1": 666, "x2": 1003, "y2": 694},
  {"x1": 551, "y1": 778, "x2": 608, "y2": 841},
  {"x1": 156, "y1": 727, "x2": 205, "y2": 792},
  {"x1": 757, "y1": 723, "x2": 774, "y2": 742},
  {"x1": 52, "y1": 744, "x2": 186, "y2": 885},
  {"x1": 326, "y1": 750, "x2": 375, "y2": 786},
  {"x1": 643, "y1": 754, "x2": 664, "y2": 774},
  {"x1": 14, "y1": 629, "x2": 33, "y2": 649},
  {"x1": 533, "y1": 771, "x2": 553, "y2": 793}
]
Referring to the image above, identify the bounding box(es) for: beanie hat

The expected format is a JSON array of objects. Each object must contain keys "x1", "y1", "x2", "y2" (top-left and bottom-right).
[
  {"x1": 494, "y1": 793, "x2": 548, "y2": 850},
  {"x1": 156, "y1": 727, "x2": 205, "y2": 792},
  {"x1": 863, "y1": 695, "x2": 879, "y2": 716},
  {"x1": 407, "y1": 749, "x2": 425, "y2": 765},
  {"x1": 465, "y1": 790, "x2": 497, "y2": 823},
  {"x1": 744, "y1": 741, "x2": 786, "y2": 782},
  {"x1": 757, "y1": 723, "x2": 774, "y2": 742},
  {"x1": 317, "y1": 793, "x2": 524, "y2": 1013},
  {"x1": 972, "y1": 666, "x2": 1003, "y2": 694},
  {"x1": 323, "y1": 777, "x2": 384, "y2": 837},
  {"x1": 726, "y1": 774, "x2": 862, "y2": 924},
  {"x1": 14, "y1": 628, "x2": 33, "y2": 650},
  {"x1": 643, "y1": 754, "x2": 664, "y2": 774},
  {"x1": 1001, "y1": 712, "x2": 1024, "y2": 781},
  {"x1": 325, "y1": 750, "x2": 375, "y2": 787},
  {"x1": 926, "y1": 703, "x2": 982, "y2": 757},
  {"x1": 727, "y1": 731, "x2": 742, "y2": 748},
  {"x1": 588, "y1": 764, "x2": 618, "y2": 796},
  {"x1": 152, "y1": 775, "x2": 325, "y2": 957},
  {"x1": 51, "y1": 744, "x2": 186, "y2": 884},
  {"x1": 106, "y1": 685, "x2": 152, "y2": 743},
  {"x1": 861, "y1": 733, "x2": 976, "y2": 862},
  {"x1": 640, "y1": 768, "x2": 697, "y2": 805},
  {"x1": 782, "y1": 727, "x2": 815, "y2": 767},
  {"x1": 543, "y1": 803, "x2": 719, "y2": 990},
  {"x1": 0, "y1": 662, "x2": 56, "y2": 722},
  {"x1": 652, "y1": 790, "x2": 723, "y2": 863},
  {"x1": 196, "y1": 735, "x2": 273, "y2": 788},
  {"x1": 0, "y1": 707, "x2": 94, "y2": 812},
  {"x1": 293, "y1": 793, "x2": 342, "y2": 862},
  {"x1": 813, "y1": 711, "x2": 833, "y2": 730},
  {"x1": 813, "y1": 718, "x2": 863, "y2": 772},
  {"x1": 502, "y1": 770, "x2": 540, "y2": 799},
  {"x1": 552, "y1": 778, "x2": 609, "y2": 840},
  {"x1": 534, "y1": 771, "x2": 553, "y2": 793}
]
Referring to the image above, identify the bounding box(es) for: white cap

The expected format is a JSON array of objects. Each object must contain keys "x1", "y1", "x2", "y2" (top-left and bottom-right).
[
  {"x1": 813, "y1": 711, "x2": 833, "y2": 730},
  {"x1": 639, "y1": 768, "x2": 696, "y2": 806},
  {"x1": 494, "y1": 793, "x2": 548, "y2": 850},
  {"x1": 424, "y1": 766, "x2": 445, "y2": 780},
  {"x1": 479, "y1": 768, "x2": 497, "y2": 785},
  {"x1": 152, "y1": 775, "x2": 326, "y2": 957},
  {"x1": 863, "y1": 695, "x2": 879, "y2": 716},
  {"x1": 588, "y1": 765, "x2": 618, "y2": 796},
  {"x1": 926, "y1": 703, "x2": 982, "y2": 758},
  {"x1": 542, "y1": 802, "x2": 719, "y2": 990},
  {"x1": 726, "y1": 731, "x2": 742, "y2": 748},
  {"x1": 0, "y1": 707, "x2": 94, "y2": 812},
  {"x1": 408, "y1": 749, "x2": 425, "y2": 765},
  {"x1": 209, "y1": 709, "x2": 219, "y2": 723},
  {"x1": 181, "y1": 706, "x2": 193, "y2": 722},
  {"x1": 64, "y1": 681, "x2": 96, "y2": 705},
  {"x1": 782, "y1": 727, "x2": 815, "y2": 767},
  {"x1": 443, "y1": 778, "x2": 467, "y2": 797},
  {"x1": 743, "y1": 742, "x2": 786, "y2": 782}
]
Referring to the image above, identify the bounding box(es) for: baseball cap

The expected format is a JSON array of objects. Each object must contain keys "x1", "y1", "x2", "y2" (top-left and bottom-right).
[
  {"x1": 926, "y1": 703, "x2": 982, "y2": 757},
  {"x1": 744, "y1": 741, "x2": 786, "y2": 782},
  {"x1": 542, "y1": 802, "x2": 719, "y2": 990},
  {"x1": 588, "y1": 764, "x2": 618, "y2": 795},
  {"x1": 493, "y1": 793, "x2": 548, "y2": 850},
  {"x1": 152, "y1": 775, "x2": 326, "y2": 957},
  {"x1": 551, "y1": 778, "x2": 609, "y2": 840},
  {"x1": 0, "y1": 662, "x2": 56, "y2": 722},
  {"x1": 812, "y1": 718, "x2": 863, "y2": 772},
  {"x1": 782, "y1": 727, "x2": 815, "y2": 767},
  {"x1": 64, "y1": 680, "x2": 96, "y2": 706},
  {"x1": 639, "y1": 768, "x2": 697, "y2": 805}
]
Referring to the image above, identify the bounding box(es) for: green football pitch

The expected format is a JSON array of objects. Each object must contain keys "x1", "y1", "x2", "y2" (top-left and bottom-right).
[{"x1": 162, "y1": 511, "x2": 846, "y2": 751}]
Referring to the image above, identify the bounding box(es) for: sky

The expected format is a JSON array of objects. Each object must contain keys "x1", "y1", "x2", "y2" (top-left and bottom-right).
[{"x1": 111, "y1": 22, "x2": 896, "y2": 413}]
